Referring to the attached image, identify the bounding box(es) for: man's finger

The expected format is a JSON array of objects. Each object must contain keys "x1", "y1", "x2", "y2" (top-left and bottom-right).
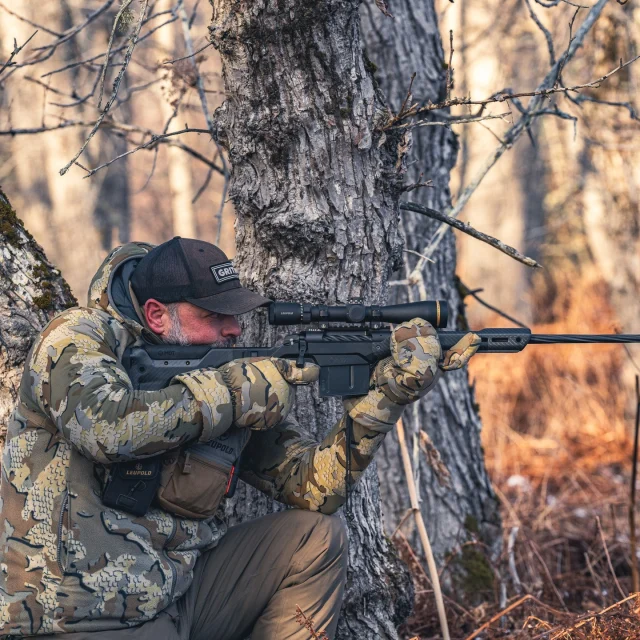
[
  {"x1": 439, "y1": 332, "x2": 482, "y2": 371},
  {"x1": 271, "y1": 358, "x2": 320, "y2": 384}
]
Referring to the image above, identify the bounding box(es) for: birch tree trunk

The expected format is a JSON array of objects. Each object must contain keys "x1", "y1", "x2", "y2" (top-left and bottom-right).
[
  {"x1": 0, "y1": 190, "x2": 76, "y2": 446},
  {"x1": 208, "y1": 0, "x2": 414, "y2": 636},
  {"x1": 360, "y1": 0, "x2": 502, "y2": 592}
]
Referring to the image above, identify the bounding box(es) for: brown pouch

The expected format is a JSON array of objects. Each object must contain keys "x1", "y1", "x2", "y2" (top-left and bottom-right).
[{"x1": 155, "y1": 428, "x2": 250, "y2": 520}]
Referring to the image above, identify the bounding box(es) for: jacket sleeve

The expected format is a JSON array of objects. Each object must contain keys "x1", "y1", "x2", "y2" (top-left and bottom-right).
[
  {"x1": 238, "y1": 410, "x2": 391, "y2": 515},
  {"x1": 27, "y1": 307, "x2": 233, "y2": 464}
]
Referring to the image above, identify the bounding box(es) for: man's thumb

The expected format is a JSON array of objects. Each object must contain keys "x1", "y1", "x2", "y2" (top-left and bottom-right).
[{"x1": 271, "y1": 358, "x2": 320, "y2": 384}]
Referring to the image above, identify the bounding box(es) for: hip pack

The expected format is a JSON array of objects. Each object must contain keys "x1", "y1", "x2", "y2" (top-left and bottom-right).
[{"x1": 101, "y1": 426, "x2": 250, "y2": 518}]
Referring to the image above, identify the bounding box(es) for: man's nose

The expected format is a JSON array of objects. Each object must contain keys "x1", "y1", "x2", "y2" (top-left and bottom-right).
[{"x1": 221, "y1": 315, "x2": 241, "y2": 337}]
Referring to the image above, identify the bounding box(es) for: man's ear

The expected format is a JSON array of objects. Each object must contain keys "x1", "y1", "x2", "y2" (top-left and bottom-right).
[{"x1": 144, "y1": 299, "x2": 169, "y2": 335}]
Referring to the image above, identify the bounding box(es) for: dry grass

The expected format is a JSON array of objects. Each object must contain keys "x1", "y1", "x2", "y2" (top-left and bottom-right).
[{"x1": 399, "y1": 270, "x2": 640, "y2": 639}]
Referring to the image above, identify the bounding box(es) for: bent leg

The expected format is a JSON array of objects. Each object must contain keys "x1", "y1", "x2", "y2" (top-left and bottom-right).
[{"x1": 177, "y1": 509, "x2": 348, "y2": 640}]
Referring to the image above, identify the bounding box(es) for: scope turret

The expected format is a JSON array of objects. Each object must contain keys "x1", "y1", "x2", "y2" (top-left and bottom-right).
[{"x1": 268, "y1": 301, "x2": 448, "y2": 328}]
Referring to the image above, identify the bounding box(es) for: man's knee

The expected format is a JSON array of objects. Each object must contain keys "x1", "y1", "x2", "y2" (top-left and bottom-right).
[{"x1": 284, "y1": 510, "x2": 348, "y2": 568}]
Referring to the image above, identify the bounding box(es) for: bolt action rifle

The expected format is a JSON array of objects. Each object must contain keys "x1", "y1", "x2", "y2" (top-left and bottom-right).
[
  {"x1": 116, "y1": 301, "x2": 640, "y2": 516},
  {"x1": 123, "y1": 300, "x2": 640, "y2": 396}
]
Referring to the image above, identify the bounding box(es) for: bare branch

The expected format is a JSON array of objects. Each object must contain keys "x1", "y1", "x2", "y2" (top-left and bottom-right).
[
  {"x1": 389, "y1": 111, "x2": 511, "y2": 132},
  {"x1": 33, "y1": 0, "x2": 117, "y2": 53},
  {"x1": 400, "y1": 202, "x2": 542, "y2": 269},
  {"x1": 163, "y1": 42, "x2": 212, "y2": 65},
  {"x1": 80, "y1": 128, "x2": 208, "y2": 178},
  {"x1": 0, "y1": 3, "x2": 60, "y2": 36},
  {"x1": 98, "y1": 0, "x2": 135, "y2": 109},
  {"x1": 0, "y1": 31, "x2": 38, "y2": 80},
  {"x1": 446, "y1": 30, "x2": 454, "y2": 102},
  {"x1": 176, "y1": 0, "x2": 230, "y2": 242},
  {"x1": 382, "y1": 50, "x2": 640, "y2": 130},
  {"x1": 412, "y1": 0, "x2": 615, "y2": 269},
  {"x1": 59, "y1": 0, "x2": 151, "y2": 176},
  {"x1": 523, "y1": 0, "x2": 556, "y2": 65}
]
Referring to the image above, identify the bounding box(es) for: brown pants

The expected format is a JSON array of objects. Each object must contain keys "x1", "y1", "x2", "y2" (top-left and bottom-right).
[{"x1": 50, "y1": 510, "x2": 348, "y2": 640}]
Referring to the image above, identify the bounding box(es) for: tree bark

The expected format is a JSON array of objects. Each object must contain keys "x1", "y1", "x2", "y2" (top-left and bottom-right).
[
  {"x1": 0, "y1": 189, "x2": 76, "y2": 446},
  {"x1": 360, "y1": 0, "x2": 502, "y2": 594},
  {"x1": 208, "y1": 0, "x2": 414, "y2": 636}
]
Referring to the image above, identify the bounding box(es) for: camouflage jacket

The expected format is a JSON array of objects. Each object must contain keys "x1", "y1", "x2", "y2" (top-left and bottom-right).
[{"x1": 0, "y1": 243, "x2": 392, "y2": 636}]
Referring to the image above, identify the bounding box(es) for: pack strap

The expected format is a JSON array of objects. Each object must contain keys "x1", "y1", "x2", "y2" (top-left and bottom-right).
[{"x1": 18, "y1": 404, "x2": 62, "y2": 440}]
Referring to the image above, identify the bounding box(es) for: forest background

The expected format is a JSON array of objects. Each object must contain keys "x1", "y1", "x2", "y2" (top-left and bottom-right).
[{"x1": 1, "y1": 0, "x2": 640, "y2": 638}]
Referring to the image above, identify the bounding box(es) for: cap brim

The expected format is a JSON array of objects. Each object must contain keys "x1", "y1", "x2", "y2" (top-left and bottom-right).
[{"x1": 185, "y1": 287, "x2": 272, "y2": 315}]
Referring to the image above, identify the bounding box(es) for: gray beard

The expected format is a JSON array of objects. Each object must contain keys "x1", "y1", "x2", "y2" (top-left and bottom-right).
[{"x1": 161, "y1": 304, "x2": 237, "y2": 348}]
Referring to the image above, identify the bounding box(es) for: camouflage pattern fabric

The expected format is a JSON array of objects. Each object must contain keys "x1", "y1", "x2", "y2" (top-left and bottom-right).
[
  {"x1": 344, "y1": 318, "x2": 481, "y2": 428},
  {"x1": 239, "y1": 414, "x2": 388, "y2": 515},
  {"x1": 439, "y1": 331, "x2": 482, "y2": 371},
  {"x1": 0, "y1": 244, "x2": 230, "y2": 636},
  {"x1": 0, "y1": 242, "x2": 432, "y2": 635},
  {"x1": 216, "y1": 358, "x2": 319, "y2": 430}
]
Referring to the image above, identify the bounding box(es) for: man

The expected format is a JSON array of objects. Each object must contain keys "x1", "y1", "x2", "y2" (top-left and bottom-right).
[{"x1": 0, "y1": 238, "x2": 480, "y2": 639}]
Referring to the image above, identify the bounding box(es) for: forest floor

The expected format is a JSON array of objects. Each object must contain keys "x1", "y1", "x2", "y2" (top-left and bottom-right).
[{"x1": 398, "y1": 275, "x2": 640, "y2": 639}]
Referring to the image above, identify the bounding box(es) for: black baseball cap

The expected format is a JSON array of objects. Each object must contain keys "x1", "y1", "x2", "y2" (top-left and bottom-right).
[{"x1": 130, "y1": 237, "x2": 271, "y2": 315}]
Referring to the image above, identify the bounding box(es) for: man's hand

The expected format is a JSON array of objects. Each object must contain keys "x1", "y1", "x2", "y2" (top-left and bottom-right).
[
  {"x1": 439, "y1": 331, "x2": 482, "y2": 371},
  {"x1": 343, "y1": 318, "x2": 481, "y2": 431},
  {"x1": 217, "y1": 358, "x2": 319, "y2": 430}
]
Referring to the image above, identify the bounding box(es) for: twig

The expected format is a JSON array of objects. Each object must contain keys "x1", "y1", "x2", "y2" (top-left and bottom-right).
[
  {"x1": 529, "y1": 540, "x2": 568, "y2": 610},
  {"x1": 392, "y1": 508, "x2": 414, "y2": 538},
  {"x1": 630, "y1": 375, "x2": 640, "y2": 593},
  {"x1": 548, "y1": 594, "x2": 639, "y2": 639},
  {"x1": 508, "y1": 526, "x2": 523, "y2": 594},
  {"x1": 464, "y1": 595, "x2": 534, "y2": 640},
  {"x1": 98, "y1": 0, "x2": 134, "y2": 109},
  {"x1": 456, "y1": 278, "x2": 530, "y2": 328},
  {"x1": 404, "y1": 248, "x2": 435, "y2": 264},
  {"x1": 163, "y1": 41, "x2": 212, "y2": 64},
  {"x1": 0, "y1": 3, "x2": 59, "y2": 36},
  {"x1": 596, "y1": 515, "x2": 626, "y2": 599},
  {"x1": 446, "y1": 30, "x2": 454, "y2": 101},
  {"x1": 389, "y1": 111, "x2": 511, "y2": 132},
  {"x1": 400, "y1": 201, "x2": 542, "y2": 269},
  {"x1": 384, "y1": 52, "x2": 640, "y2": 129},
  {"x1": 294, "y1": 605, "x2": 328, "y2": 639},
  {"x1": 396, "y1": 418, "x2": 450, "y2": 640},
  {"x1": 80, "y1": 128, "x2": 208, "y2": 177},
  {"x1": 524, "y1": 0, "x2": 556, "y2": 65},
  {"x1": 176, "y1": 0, "x2": 229, "y2": 242},
  {"x1": 413, "y1": 0, "x2": 612, "y2": 268},
  {"x1": 0, "y1": 31, "x2": 38, "y2": 80},
  {"x1": 59, "y1": 0, "x2": 150, "y2": 176}
]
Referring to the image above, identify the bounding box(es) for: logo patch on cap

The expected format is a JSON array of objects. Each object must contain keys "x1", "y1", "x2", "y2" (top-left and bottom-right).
[{"x1": 211, "y1": 261, "x2": 239, "y2": 284}]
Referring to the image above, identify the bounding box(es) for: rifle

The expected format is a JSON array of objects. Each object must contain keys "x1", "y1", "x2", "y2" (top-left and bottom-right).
[{"x1": 122, "y1": 300, "x2": 640, "y2": 397}]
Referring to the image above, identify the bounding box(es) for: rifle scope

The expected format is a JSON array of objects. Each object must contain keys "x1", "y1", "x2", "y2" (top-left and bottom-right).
[{"x1": 268, "y1": 300, "x2": 448, "y2": 328}]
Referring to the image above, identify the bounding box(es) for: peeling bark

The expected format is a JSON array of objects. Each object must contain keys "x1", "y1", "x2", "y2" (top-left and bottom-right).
[{"x1": 0, "y1": 189, "x2": 76, "y2": 445}]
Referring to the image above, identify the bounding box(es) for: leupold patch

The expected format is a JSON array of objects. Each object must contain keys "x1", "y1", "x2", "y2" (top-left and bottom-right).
[{"x1": 211, "y1": 261, "x2": 239, "y2": 283}]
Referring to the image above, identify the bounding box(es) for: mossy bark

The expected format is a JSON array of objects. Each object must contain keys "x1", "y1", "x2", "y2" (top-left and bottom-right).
[{"x1": 0, "y1": 189, "x2": 76, "y2": 445}]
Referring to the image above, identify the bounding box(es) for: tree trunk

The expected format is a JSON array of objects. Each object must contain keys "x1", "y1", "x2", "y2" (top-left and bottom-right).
[
  {"x1": 0, "y1": 189, "x2": 76, "y2": 446},
  {"x1": 208, "y1": 0, "x2": 414, "y2": 636},
  {"x1": 360, "y1": 0, "x2": 502, "y2": 594}
]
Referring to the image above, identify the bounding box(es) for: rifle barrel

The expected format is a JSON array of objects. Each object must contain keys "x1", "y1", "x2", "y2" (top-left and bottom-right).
[{"x1": 529, "y1": 334, "x2": 640, "y2": 344}]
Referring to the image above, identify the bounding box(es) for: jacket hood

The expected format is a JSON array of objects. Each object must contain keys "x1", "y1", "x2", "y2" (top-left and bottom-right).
[{"x1": 87, "y1": 241, "x2": 159, "y2": 342}]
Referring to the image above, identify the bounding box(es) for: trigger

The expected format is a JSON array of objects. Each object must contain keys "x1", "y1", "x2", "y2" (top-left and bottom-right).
[{"x1": 296, "y1": 337, "x2": 307, "y2": 368}]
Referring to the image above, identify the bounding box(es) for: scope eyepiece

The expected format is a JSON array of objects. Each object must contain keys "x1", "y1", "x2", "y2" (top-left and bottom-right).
[{"x1": 268, "y1": 300, "x2": 448, "y2": 328}]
